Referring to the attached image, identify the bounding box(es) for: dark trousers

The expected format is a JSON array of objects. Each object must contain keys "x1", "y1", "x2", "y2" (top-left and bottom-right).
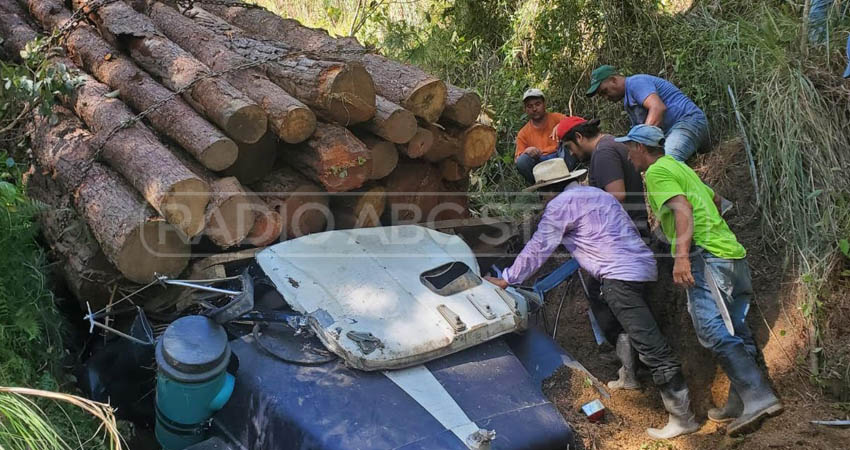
[
  {"x1": 583, "y1": 275, "x2": 623, "y2": 345},
  {"x1": 515, "y1": 148, "x2": 578, "y2": 185},
  {"x1": 601, "y1": 278, "x2": 682, "y2": 385}
]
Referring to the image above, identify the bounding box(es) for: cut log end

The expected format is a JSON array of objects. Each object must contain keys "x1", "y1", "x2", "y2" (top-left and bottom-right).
[
  {"x1": 205, "y1": 178, "x2": 257, "y2": 248},
  {"x1": 359, "y1": 135, "x2": 398, "y2": 180},
  {"x1": 333, "y1": 186, "x2": 386, "y2": 229},
  {"x1": 226, "y1": 103, "x2": 269, "y2": 144},
  {"x1": 117, "y1": 220, "x2": 190, "y2": 283},
  {"x1": 161, "y1": 178, "x2": 211, "y2": 238},
  {"x1": 325, "y1": 62, "x2": 376, "y2": 125},
  {"x1": 457, "y1": 124, "x2": 497, "y2": 168},
  {"x1": 278, "y1": 106, "x2": 317, "y2": 144},
  {"x1": 440, "y1": 159, "x2": 469, "y2": 182},
  {"x1": 402, "y1": 78, "x2": 447, "y2": 123},
  {"x1": 285, "y1": 187, "x2": 329, "y2": 238},
  {"x1": 221, "y1": 131, "x2": 278, "y2": 185},
  {"x1": 442, "y1": 90, "x2": 482, "y2": 127},
  {"x1": 244, "y1": 201, "x2": 283, "y2": 247},
  {"x1": 199, "y1": 138, "x2": 239, "y2": 171},
  {"x1": 402, "y1": 127, "x2": 433, "y2": 158}
]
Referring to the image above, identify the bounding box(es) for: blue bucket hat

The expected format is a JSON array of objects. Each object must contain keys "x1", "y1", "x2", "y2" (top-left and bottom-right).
[
  {"x1": 844, "y1": 35, "x2": 850, "y2": 78},
  {"x1": 614, "y1": 124, "x2": 666, "y2": 147}
]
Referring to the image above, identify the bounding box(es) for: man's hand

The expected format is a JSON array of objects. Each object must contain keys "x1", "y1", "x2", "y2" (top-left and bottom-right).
[
  {"x1": 523, "y1": 147, "x2": 542, "y2": 158},
  {"x1": 672, "y1": 256, "x2": 695, "y2": 288},
  {"x1": 549, "y1": 125, "x2": 559, "y2": 141},
  {"x1": 484, "y1": 276, "x2": 509, "y2": 289}
]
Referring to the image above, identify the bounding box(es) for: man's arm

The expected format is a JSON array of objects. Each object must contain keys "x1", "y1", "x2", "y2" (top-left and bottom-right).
[
  {"x1": 642, "y1": 93, "x2": 667, "y2": 128},
  {"x1": 603, "y1": 179, "x2": 627, "y2": 203},
  {"x1": 664, "y1": 195, "x2": 696, "y2": 287},
  {"x1": 496, "y1": 203, "x2": 571, "y2": 285}
]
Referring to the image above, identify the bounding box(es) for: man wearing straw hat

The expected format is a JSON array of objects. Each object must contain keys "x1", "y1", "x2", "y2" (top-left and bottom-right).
[
  {"x1": 618, "y1": 124, "x2": 783, "y2": 436},
  {"x1": 485, "y1": 158, "x2": 700, "y2": 439}
]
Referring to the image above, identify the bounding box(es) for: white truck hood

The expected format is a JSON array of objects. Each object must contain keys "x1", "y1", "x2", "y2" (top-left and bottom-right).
[{"x1": 256, "y1": 225, "x2": 529, "y2": 370}]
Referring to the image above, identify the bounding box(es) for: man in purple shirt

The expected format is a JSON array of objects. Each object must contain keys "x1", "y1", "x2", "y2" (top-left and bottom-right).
[{"x1": 485, "y1": 158, "x2": 700, "y2": 439}]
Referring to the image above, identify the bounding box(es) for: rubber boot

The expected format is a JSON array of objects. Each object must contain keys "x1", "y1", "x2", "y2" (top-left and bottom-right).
[
  {"x1": 718, "y1": 346, "x2": 783, "y2": 436},
  {"x1": 707, "y1": 386, "x2": 743, "y2": 423},
  {"x1": 607, "y1": 333, "x2": 640, "y2": 390},
  {"x1": 646, "y1": 373, "x2": 701, "y2": 439}
]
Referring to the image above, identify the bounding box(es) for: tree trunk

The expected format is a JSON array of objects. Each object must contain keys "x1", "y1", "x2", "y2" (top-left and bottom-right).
[
  {"x1": 331, "y1": 185, "x2": 386, "y2": 229},
  {"x1": 0, "y1": 0, "x2": 38, "y2": 59},
  {"x1": 441, "y1": 85, "x2": 481, "y2": 127},
  {"x1": 282, "y1": 123, "x2": 370, "y2": 192},
  {"x1": 422, "y1": 122, "x2": 462, "y2": 163},
  {"x1": 439, "y1": 158, "x2": 469, "y2": 182},
  {"x1": 382, "y1": 158, "x2": 444, "y2": 224},
  {"x1": 251, "y1": 166, "x2": 329, "y2": 238},
  {"x1": 199, "y1": 4, "x2": 446, "y2": 122},
  {"x1": 26, "y1": 167, "x2": 129, "y2": 310},
  {"x1": 360, "y1": 95, "x2": 417, "y2": 144},
  {"x1": 29, "y1": 108, "x2": 191, "y2": 283},
  {"x1": 75, "y1": 0, "x2": 268, "y2": 144},
  {"x1": 146, "y1": 2, "x2": 316, "y2": 144},
  {"x1": 435, "y1": 179, "x2": 471, "y2": 222},
  {"x1": 169, "y1": 148, "x2": 257, "y2": 249},
  {"x1": 187, "y1": 6, "x2": 375, "y2": 126},
  {"x1": 401, "y1": 126, "x2": 433, "y2": 159},
  {"x1": 355, "y1": 132, "x2": 398, "y2": 180},
  {"x1": 243, "y1": 199, "x2": 283, "y2": 247},
  {"x1": 220, "y1": 131, "x2": 279, "y2": 185},
  {"x1": 18, "y1": 0, "x2": 239, "y2": 171},
  {"x1": 451, "y1": 123, "x2": 497, "y2": 168}
]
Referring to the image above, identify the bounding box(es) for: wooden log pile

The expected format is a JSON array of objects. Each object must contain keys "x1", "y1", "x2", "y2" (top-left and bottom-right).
[{"x1": 0, "y1": 0, "x2": 496, "y2": 308}]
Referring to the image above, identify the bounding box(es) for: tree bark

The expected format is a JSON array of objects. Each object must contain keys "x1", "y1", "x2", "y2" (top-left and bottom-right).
[
  {"x1": 200, "y1": 4, "x2": 446, "y2": 122},
  {"x1": 74, "y1": 0, "x2": 268, "y2": 144},
  {"x1": 382, "y1": 158, "x2": 444, "y2": 224},
  {"x1": 0, "y1": 0, "x2": 38, "y2": 58},
  {"x1": 250, "y1": 166, "x2": 329, "y2": 238},
  {"x1": 360, "y1": 95, "x2": 417, "y2": 144},
  {"x1": 439, "y1": 158, "x2": 469, "y2": 182},
  {"x1": 220, "y1": 131, "x2": 278, "y2": 185},
  {"x1": 29, "y1": 108, "x2": 191, "y2": 283},
  {"x1": 146, "y1": 2, "x2": 316, "y2": 144},
  {"x1": 331, "y1": 185, "x2": 386, "y2": 229},
  {"x1": 282, "y1": 123, "x2": 370, "y2": 192},
  {"x1": 451, "y1": 123, "x2": 497, "y2": 168},
  {"x1": 355, "y1": 132, "x2": 398, "y2": 180},
  {"x1": 243, "y1": 199, "x2": 283, "y2": 247},
  {"x1": 441, "y1": 85, "x2": 481, "y2": 127},
  {"x1": 187, "y1": 6, "x2": 375, "y2": 126},
  {"x1": 422, "y1": 122, "x2": 462, "y2": 163},
  {"x1": 17, "y1": 0, "x2": 239, "y2": 171},
  {"x1": 401, "y1": 126, "x2": 433, "y2": 159}
]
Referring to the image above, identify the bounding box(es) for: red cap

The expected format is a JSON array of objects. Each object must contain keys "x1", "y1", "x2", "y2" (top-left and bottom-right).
[{"x1": 556, "y1": 116, "x2": 588, "y2": 140}]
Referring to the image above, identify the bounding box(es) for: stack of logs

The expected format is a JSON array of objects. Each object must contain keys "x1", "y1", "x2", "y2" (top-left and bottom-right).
[{"x1": 0, "y1": 0, "x2": 496, "y2": 305}]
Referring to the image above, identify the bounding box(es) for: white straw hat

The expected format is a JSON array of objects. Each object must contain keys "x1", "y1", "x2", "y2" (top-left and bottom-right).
[{"x1": 522, "y1": 158, "x2": 587, "y2": 192}]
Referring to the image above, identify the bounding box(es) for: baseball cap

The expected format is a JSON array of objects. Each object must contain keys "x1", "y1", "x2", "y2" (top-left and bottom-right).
[
  {"x1": 614, "y1": 124, "x2": 665, "y2": 147},
  {"x1": 586, "y1": 65, "x2": 617, "y2": 97},
  {"x1": 555, "y1": 116, "x2": 588, "y2": 140},
  {"x1": 522, "y1": 88, "x2": 545, "y2": 102}
]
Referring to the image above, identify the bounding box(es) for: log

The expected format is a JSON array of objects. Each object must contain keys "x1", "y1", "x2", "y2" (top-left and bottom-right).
[
  {"x1": 29, "y1": 108, "x2": 190, "y2": 283},
  {"x1": 401, "y1": 126, "x2": 433, "y2": 159},
  {"x1": 355, "y1": 132, "x2": 398, "y2": 180},
  {"x1": 147, "y1": 2, "x2": 316, "y2": 144},
  {"x1": 19, "y1": 0, "x2": 238, "y2": 170},
  {"x1": 331, "y1": 185, "x2": 386, "y2": 229},
  {"x1": 382, "y1": 159, "x2": 444, "y2": 224},
  {"x1": 0, "y1": 0, "x2": 38, "y2": 58},
  {"x1": 441, "y1": 85, "x2": 482, "y2": 127},
  {"x1": 169, "y1": 148, "x2": 257, "y2": 249},
  {"x1": 220, "y1": 131, "x2": 278, "y2": 185},
  {"x1": 75, "y1": 0, "x2": 267, "y2": 144},
  {"x1": 251, "y1": 167, "x2": 329, "y2": 238},
  {"x1": 200, "y1": 4, "x2": 447, "y2": 122},
  {"x1": 243, "y1": 199, "x2": 283, "y2": 247},
  {"x1": 422, "y1": 123, "x2": 462, "y2": 163},
  {"x1": 361, "y1": 96, "x2": 417, "y2": 144},
  {"x1": 436, "y1": 178, "x2": 471, "y2": 222},
  {"x1": 282, "y1": 123, "x2": 370, "y2": 192},
  {"x1": 187, "y1": 6, "x2": 375, "y2": 126},
  {"x1": 440, "y1": 158, "x2": 470, "y2": 182},
  {"x1": 452, "y1": 123, "x2": 497, "y2": 168}
]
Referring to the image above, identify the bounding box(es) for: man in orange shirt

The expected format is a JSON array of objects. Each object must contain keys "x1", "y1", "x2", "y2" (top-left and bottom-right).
[{"x1": 515, "y1": 89, "x2": 571, "y2": 184}]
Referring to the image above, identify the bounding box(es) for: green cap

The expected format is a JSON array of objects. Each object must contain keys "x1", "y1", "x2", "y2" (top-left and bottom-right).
[{"x1": 586, "y1": 65, "x2": 617, "y2": 97}]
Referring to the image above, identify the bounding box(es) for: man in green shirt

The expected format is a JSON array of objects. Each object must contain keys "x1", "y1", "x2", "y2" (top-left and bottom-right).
[{"x1": 617, "y1": 125, "x2": 783, "y2": 437}]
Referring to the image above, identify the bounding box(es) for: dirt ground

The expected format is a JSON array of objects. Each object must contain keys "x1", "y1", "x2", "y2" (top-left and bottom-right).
[{"x1": 536, "y1": 141, "x2": 850, "y2": 449}]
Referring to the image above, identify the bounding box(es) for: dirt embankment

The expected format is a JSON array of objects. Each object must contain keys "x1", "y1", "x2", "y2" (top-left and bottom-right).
[{"x1": 539, "y1": 141, "x2": 849, "y2": 449}]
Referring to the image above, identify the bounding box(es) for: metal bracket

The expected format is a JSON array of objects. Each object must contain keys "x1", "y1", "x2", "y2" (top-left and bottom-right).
[{"x1": 437, "y1": 304, "x2": 467, "y2": 332}]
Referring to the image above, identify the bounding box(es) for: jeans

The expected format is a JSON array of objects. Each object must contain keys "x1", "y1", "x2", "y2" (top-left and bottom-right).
[
  {"x1": 685, "y1": 250, "x2": 758, "y2": 361},
  {"x1": 584, "y1": 275, "x2": 623, "y2": 345},
  {"x1": 664, "y1": 116, "x2": 710, "y2": 162},
  {"x1": 515, "y1": 145, "x2": 578, "y2": 185},
  {"x1": 601, "y1": 279, "x2": 682, "y2": 385}
]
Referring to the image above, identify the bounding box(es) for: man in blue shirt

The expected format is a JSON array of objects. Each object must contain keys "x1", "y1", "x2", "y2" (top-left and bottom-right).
[{"x1": 586, "y1": 65, "x2": 709, "y2": 162}]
